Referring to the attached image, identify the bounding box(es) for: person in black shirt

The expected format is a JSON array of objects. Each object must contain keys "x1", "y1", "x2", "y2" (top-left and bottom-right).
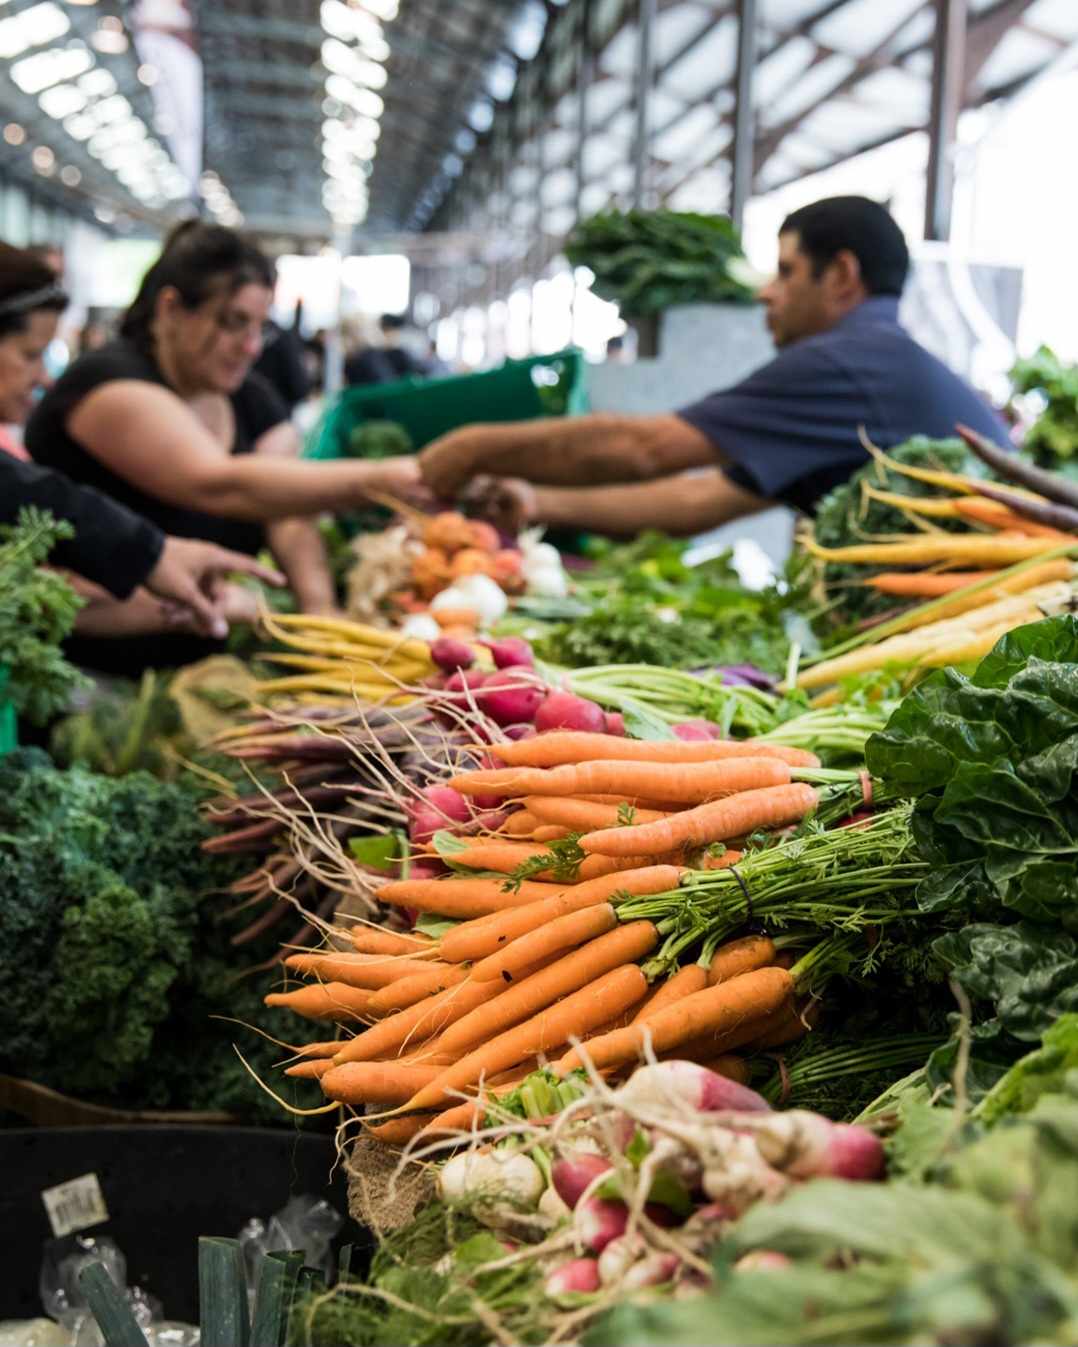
[
  {"x1": 0, "y1": 244, "x2": 283, "y2": 635},
  {"x1": 26, "y1": 222, "x2": 429, "y2": 673}
]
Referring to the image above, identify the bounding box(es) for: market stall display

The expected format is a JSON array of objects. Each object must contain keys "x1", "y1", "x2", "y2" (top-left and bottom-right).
[{"x1": 9, "y1": 413, "x2": 1078, "y2": 1346}]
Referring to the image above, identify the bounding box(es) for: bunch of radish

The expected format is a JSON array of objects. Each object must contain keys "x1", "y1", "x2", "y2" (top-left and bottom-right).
[{"x1": 532, "y1": 1061, "x2": 884, "y2": 1301}]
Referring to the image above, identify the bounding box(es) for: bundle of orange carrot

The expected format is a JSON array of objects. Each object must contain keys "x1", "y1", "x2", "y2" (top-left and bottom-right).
[{"x1": 263, "y1": 731, "x2": 822, "y2": 1145}]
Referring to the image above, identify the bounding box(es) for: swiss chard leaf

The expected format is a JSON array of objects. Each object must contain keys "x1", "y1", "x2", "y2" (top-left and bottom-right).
[{"x1": 933, "y1": 923, "x2": 1078, "y2": 1041}]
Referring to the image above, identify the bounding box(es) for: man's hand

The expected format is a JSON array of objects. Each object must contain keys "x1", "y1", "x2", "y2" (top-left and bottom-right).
[
  {"x1": 146, "y1": 537, "x2": 285, "y2": 638},
  {"x1": 459, "y1": 476, "x2": 538, "y2": 536},
  {"x1": 418, "y1": 429, "x2": 483, "y2": 498}
]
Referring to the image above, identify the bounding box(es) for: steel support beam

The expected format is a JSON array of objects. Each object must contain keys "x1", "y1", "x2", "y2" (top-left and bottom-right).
[
  {"x1": 632, "y1": 0, "x2": 656, "y2": 207},
  {"x1": 730, "y1": 0, "x2": 756, "y2": 231},
  {"x1": 924, "y1": 0, "x2": 968, "y2": 240},
  {"x1": 575, "y1": 0, "x2": 593, "y2": 223}
]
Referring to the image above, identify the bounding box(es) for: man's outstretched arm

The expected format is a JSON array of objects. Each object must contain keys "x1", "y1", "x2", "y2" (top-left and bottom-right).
[
  {"x1": 473, "y1": 467, "x2": 768, "y2": 539},
  {"x1": 419, "y1": 413, "x2": 715, "y2": 497}
]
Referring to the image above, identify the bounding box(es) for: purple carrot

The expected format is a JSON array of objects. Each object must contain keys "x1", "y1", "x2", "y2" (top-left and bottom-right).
[{"x1": 957, "y1": 423, "x2": 1078, "y2": 511}]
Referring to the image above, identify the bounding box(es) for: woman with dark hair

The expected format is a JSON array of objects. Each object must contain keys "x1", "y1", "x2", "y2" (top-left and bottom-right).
[
  {"x1": 0, "y1": 241, "x2": 284, "y2": 637},
  {"x1": 25, "y1": 220, "x2": 425, "y2": 673}
]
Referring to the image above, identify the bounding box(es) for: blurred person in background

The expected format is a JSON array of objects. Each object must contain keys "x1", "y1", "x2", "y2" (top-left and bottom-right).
[
  {"x1": 25, "y1": 221, "x2": 428, "y2": 674},
  {"x1": 0, "y1": 241, "x2": 284, "y2": 639},
  {"x1": 76, "y1": 314, "x2": 111, "y2": 356},
  {"x1": 344, "y1": 312, "x2": 432, "y2": 386},
  {"x1": 254, "y1": 299, "x2": 311, "y2": 414}
]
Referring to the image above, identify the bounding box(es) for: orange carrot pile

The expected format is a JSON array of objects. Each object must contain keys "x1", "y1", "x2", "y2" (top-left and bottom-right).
[{"x1": 260, "y1": 728, "x2": 824, "y2": 1135}]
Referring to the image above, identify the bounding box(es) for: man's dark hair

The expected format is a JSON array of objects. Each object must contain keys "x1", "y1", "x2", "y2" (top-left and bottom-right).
[{"x1": 781, "y1": 196, "x2": 909, "y2": 296}]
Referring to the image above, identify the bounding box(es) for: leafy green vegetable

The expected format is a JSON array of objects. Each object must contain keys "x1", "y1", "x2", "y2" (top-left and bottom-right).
[
  {"x1": 0, "y1": 748, "x2": 287, "y2": 1118},
  {"x1": 565, "y1": 209, "x2": 754, "y2": 315},
  {"x1": 535, "y1": 533, "x2": 810, "y2": 675},
  {"x1": 0, "y1": 507, "x2": 87, "y2": 724},
  {"x1": 866, "y1": 614, "x2": 1078, "y2": 926},
  {"x1": 347, "y1": 419, "x2": 413, "y2": 460},
  {"x1": 1011, "y1": 344, "x2": 1078, "y2": 471},
  {"x1": 977, "y1": 1014, "x2": 1078, "y2": 1124}
]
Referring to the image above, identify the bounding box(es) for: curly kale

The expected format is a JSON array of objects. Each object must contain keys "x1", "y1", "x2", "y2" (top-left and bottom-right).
[
  {"x1": 0, "y1": 749, "x2": 285, "y2": 1119},
  {"x1": 0, "y1": 508, "x2": 87, "y2": 724}
]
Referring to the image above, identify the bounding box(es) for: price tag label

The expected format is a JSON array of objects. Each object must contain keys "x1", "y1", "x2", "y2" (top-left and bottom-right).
[{"x1": 41, "y1": 1173, "x2": 109, "y2": 1238}]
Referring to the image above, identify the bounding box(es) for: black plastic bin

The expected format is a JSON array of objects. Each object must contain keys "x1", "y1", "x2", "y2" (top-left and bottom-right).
[{"x1": 0, "y1": 1125, "x2": 364, "y2": 1322}]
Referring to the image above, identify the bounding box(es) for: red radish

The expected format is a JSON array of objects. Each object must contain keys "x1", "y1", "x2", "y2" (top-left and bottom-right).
[
  {"x1": 604, "y1": 712, "x2": 626, "y2": 736},
  {"x1": 672, "y1": 719, "x2": 722, "y2": 741},
  {"x1": 504, "y1": 724, "x2": 538, "y2": 741},
  {"x1": 484, "y1": 637, "x2": 535, "y2": 669},
  {"x1": 552, "y1": 1153, "x2": 613, "y2": 1210},
  {"x1": 402, "y1": 861, "x2": 443, "y2": 881},
  {"x1": 616, "y1": 1062, "x2": 770, "y2": 1116},
  {"x1": 545, "y1": 1258, "x2": 600, "y2": 1297},
  {"x1": 422, "y1": 672, "x2": 447, "y2": 690},
  {"x1": 735, "y1": 1250, "x2": 791, "y2": 1272},
  {"x1": 735, "y1": 1111, "x2": 885, "y2": 1181},
  {"x1": 430, "y1": 637, "x2": 476, "y2": 673},
  {"x1": 407, "y1": 785, "x2": 471, "y2": 844},
  {"x1": 444, "y1": 669, "x2": 488, "y2": 699},
  {"x1": 478, "y1": 671, "x2": 545, "y2": 726},
  {"x1": 575, "y1": 1195, "x2": 629, "y2": 1254},
  {"x1": 534, "y1": 691, "x2": 607, "y2": 734}
]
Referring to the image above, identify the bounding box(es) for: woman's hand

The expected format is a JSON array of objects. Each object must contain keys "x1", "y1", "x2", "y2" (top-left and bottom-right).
[
  {"x1": 366, "y1": 455, "x2": 437, "y2": 510},
  {"x1": 147, "y1": 537, "x2": 284, "y2": 637}
]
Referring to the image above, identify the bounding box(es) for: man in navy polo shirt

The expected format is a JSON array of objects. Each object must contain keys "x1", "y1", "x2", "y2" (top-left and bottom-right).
[{"x1": 418, "y1": 196, "x2": 1008, "y2": 535}]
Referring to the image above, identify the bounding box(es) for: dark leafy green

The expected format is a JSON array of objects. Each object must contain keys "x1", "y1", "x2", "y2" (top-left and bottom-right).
[
  {"x1": 866, "y1": 614, "x2": 1078, "y2": 927},
  {"x1": 0, "y1": 507, "x2": 87, "y2": 724},
  {"x1": 0, "y1": 748, "x2": 288, "y2": 1119},
  {"x1": 565, "y1": 209, "x2": 753, "y2": 315}
]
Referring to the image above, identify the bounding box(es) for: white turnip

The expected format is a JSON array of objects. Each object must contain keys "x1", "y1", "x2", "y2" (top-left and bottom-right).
[
  {"x1": 534, "y1": 691, "x2": 607, "y2": 734},
  {"x1": 438, "y1": 1148, "x2": 545, "y2": 1209},
  {"x1": 701, "y1": 1131, "x2": 790, "y2": 1213}
]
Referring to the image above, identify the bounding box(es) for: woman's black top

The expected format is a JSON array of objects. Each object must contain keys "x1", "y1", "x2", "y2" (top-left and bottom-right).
[
  {"x1": 1, "y1": 453, "x2": 164, "y2": 596},
  {"x1": 24, "y1": 339, "x2": 289, "y2": 675}
]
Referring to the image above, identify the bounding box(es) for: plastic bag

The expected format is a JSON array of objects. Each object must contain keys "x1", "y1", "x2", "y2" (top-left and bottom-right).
[{"x1": 238, "y1": 1193, "x2": 343, "y2": 1289}]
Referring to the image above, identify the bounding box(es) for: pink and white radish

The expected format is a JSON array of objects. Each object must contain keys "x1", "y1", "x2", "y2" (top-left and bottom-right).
[
  {"x1": 545, "y1": 1257, "x2": 600, "y2": 1297},
  {"x1": 603, "y1": 712, "x2": 626, "y2": 736},
  {"x1": 551, "y1": 1152, "x2": 613, "y2": 1210},
  {"x1": 615, "y1": 1061, "x2": 770, "y2": 1116},
  {"x1": 735, "y1": 1250, "x2": 791, "y2": 1272},
  {"x1": 672, "y1": 720, "x2": 722, "y2": 741},
  {"x1": 733, "y1": 1111, "x2": 885, "y2": 1181},
  {"x1": 622, "y1": 1252, "x2": 681, "y2": 1291},
  {"x1": 575, "y1": 1195, "x2": 629, "y2": 1254}
]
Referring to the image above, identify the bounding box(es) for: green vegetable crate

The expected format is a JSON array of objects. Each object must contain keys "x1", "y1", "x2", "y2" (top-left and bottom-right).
[
  {"x1": 304, "y1": 349, "x2": 588, "y2": 461},
  {"x1": 0, "y1": 667, "x2": 15, "y2": 756}
]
